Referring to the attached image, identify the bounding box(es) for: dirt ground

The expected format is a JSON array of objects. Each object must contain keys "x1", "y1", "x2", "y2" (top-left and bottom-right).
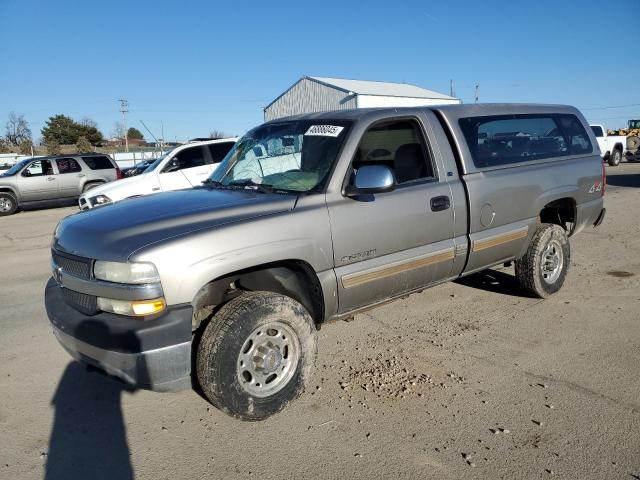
[{"x1": 1, "y1": 163, "x2": 639, "y2": 480}]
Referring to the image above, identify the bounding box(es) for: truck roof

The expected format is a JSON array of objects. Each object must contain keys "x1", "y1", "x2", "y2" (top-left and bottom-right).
[{"x1": 268, "y1": 103, "x2": 583, "y2": 124}]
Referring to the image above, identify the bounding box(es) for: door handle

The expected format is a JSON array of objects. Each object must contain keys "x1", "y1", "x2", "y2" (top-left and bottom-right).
[
  {"x1": 78, "y1": 174, "x2": 86, "y2": 177},
  {"x1": 430, "y1": 195, "x2": 450, "y2": 212},
  {"x1": 47, "y1": 177, "x2": 56, "y2": 182}
]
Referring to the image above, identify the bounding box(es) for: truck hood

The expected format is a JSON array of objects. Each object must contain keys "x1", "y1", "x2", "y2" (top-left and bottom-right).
[{"x1": 54, "y1": 188, "x2": 298, "y2": 260}]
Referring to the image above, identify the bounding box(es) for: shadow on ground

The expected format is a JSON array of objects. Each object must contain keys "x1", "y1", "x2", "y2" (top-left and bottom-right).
[
  {"x1": 456, "y1": 269, "x2": 525, "y2": 297},
  {"x1": 606, "y1": 173, "x2": 640, "y2": 188},
  {"x1": 45, "y1": 363, "x2": 135, "y2": 480}
]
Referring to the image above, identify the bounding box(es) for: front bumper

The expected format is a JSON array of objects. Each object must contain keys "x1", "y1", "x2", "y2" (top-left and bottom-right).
[{"x1": 45, "y1": 278, "x2": 192, "y2": 391}]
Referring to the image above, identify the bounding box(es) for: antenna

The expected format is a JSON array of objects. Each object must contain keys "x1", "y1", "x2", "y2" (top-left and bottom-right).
[
  {"x1": 450, "y1": 79, "x2": 455, "y2": 98},
  {"x1": 474, "y1": 84, "x2": 479, "y2": 103},
  {"x1": 118, "y1": 98, "x2": 129, "y2": 152}
]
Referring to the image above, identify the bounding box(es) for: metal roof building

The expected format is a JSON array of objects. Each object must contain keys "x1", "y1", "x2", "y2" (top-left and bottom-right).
[{"x1": 264, "y1": 76, "x2": 460, "y2": 121}]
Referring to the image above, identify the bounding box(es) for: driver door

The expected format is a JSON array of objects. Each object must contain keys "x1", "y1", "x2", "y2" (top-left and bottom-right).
[
  {"x1": 328, "y1": 118, "x2": 456, "y2": 313},
  {"x1": 159, "y1": 145, "x2": 208, "y2": 191},
  {"x1": 17, "y1": 159, "x2": 59, "y2": 201}
]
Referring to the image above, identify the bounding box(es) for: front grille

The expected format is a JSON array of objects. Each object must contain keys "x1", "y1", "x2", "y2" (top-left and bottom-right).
[
  {"x1": 62, "y1": 288, "x2": 98, "y2": 315},
  {"x1": 52, "y1": 251, "x2": 92, "y2": 279}
]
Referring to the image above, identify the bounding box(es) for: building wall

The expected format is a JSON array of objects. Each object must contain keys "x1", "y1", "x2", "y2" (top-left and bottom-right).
[
  {"x1": 265, "y1": 78, "x2": 357, "y2": 121},
  {"x1": 356, "y1": 95, "x2": 461, "y2": 108}
]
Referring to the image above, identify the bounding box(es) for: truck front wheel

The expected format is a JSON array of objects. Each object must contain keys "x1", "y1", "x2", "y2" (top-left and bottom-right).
[
  {"x1": 515, "y1": 224, "x2": 570, "y2": 298},
  {"x1": 608, "y1": 148, "x2": 621, "y2": 166},
  {"x1": 196, "y1": 291, "x2": 317, "y2": 420}
]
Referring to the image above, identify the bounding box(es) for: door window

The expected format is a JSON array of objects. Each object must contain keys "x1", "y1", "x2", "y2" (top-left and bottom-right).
[
  {"x1": 207, "y1": 142, "x2": 235, "y2": 163},
  {"x1": 23, "y1": 160, "x2": 54, "y2": 177},
  {"x1": 163, "y1": 146, "x2": 206, "y2": 172},
  {"x1": 353, "y1": 120, "x2": 435, "y2": 184},
  {"x1": 56, "y1": 158, "x2": 82, "y2": 174}
]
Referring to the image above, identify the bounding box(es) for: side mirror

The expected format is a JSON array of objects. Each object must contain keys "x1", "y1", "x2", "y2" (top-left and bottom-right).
[{"x1": 345, "y1": 164, "x2": 396, "y2": 197}]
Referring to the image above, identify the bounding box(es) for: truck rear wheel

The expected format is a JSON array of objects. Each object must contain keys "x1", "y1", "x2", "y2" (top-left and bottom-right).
[
  {"x1": 196, "y1": 291, "x2": 317, "y2": 421},
  {"x1": 0, "y1": 192, "x2": 18, "y2": 216},
  {"x1": 608, "y1": 149, "x2": 621, "y2": 166},
  {"x1": 515, "y1": 224, "x2": 570, "y2": 298}
]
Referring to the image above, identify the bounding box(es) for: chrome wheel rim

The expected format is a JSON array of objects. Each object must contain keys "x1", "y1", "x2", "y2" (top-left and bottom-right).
[
  {"x1": 0, "y1": 197, "x2": 13, "y2": 212},
  {"x1": 541, "y1": 239, "x2": 563, "y2": 284},
  {"x1": 236, "y1": 322, "x2": 300, "y2": 398}
]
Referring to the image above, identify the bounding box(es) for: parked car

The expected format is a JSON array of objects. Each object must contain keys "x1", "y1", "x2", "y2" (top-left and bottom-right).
[
  {"x1": 121, "y1": 159, "x2": 155, "y2": 177},
  {"x1": 46, "y1": 104, "x2": 605, "y2": 420},
  {"x1": 0, "y1": 154, "x2": 121, "y2": 216},
  {"x1": 78, "y1": 138, "x2": 237, "y2": 209},
  {"x1": 589, "y1": 124, "x2": 628, "y2": 166}
]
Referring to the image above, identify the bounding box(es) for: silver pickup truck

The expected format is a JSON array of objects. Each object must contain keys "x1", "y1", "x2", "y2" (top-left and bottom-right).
[{"x1": 45, "y1": 104, "x2": 606, "y2": 420}]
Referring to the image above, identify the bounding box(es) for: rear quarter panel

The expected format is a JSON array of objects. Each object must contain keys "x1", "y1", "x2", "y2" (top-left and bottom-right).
[{"x1": 461, "y1": 155, "x2": 603, "y2": 273}]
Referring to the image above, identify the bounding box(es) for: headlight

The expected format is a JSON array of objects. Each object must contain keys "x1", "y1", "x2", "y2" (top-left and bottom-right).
[
  {"x1": 97, "y1": 297, "x2": 166, "y2": 317},
  {"x1": 90, "y1": 194, "x2": 111, "y2": 206},
  {"x1": 94, "y1": 261, "x2": 160, "y2": 284}
]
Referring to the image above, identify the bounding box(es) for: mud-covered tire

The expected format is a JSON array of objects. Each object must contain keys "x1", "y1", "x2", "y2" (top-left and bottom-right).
[
  {"x1": 608, "y1": 149, "x2": 621, "y2": 167},
  {"x1": 515, "y1": 224, "x2": 570, "y2": 298},
  {"x1": 0, "y1": 192, "x2": 18, "y2": 216},
  {"x1": 196, "y1": 291, "x2": 317, "y2": 421}
]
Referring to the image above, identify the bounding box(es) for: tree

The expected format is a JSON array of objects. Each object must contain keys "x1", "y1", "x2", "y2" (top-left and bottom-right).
[
  {"x1": 45, "y1": 139, "x2": 61, "y2": 155},
  {"x1": 41, "y1": 115, "x2": 78, "y2": 145},
  {"x1": 41, "y1": 114, "x2": 103, "y2": 146},
  {"x1": 111, "y1": 121, "x2": 125, "y2": 140},
  {"x1": 127, "y1": 127, "x2": 144, "y2": 140},
  {"x1": 19, "y1": 139, "x2": 33, "y2": 155},
  {"x1": 5, "y1": 111, "x2": 32, "y2": 146},
  {"x1": 79, "y1": 117, "x2": 98, "y2": 128},
  {"x1": 75, "y1": 124, "x2": 103, "y2": 145},
  {"x1": 209, "y1": 129, "x2": 226, "y2": 139},
  {"x1": 75, "y1": 136, "x2": 92, "y2": 153}
]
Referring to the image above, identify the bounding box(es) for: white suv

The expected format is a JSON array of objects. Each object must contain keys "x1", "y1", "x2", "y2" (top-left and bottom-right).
[{"x1": 79, "y1": 138, "x2": 237, "y2": 209}]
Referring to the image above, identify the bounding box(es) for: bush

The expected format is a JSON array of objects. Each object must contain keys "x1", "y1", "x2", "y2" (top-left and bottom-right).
[
  {"x1": 75, "y1": 136, "x2": 92, "y2": 153},
  {"x1": 45, "y1": 140, "x2": 61, "y2": 155},
  {"x1": 19, "y1": 139, "x2": 33, "y2": 155}
]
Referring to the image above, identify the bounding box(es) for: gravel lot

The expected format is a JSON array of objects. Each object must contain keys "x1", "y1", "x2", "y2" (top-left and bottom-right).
[{"x1": 1, "y1": 164, "x2": 639, "y2": 480}]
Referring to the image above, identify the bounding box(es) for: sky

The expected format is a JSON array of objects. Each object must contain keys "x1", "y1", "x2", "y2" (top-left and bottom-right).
[{"x1": 1, "y1": 0, "x2": 639, "y2": 142}]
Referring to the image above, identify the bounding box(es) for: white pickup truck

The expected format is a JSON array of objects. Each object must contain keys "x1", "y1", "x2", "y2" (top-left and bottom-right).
[{"x1": 590, "y1": 124, "x2": 626, "y2": 166}]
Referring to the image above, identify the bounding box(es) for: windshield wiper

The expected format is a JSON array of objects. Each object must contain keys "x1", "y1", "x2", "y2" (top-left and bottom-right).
[
  {"x1": 201, "y1": 179, "x2": 237, "y2": 190},
  {"x1": 227, "y1": 179, "x2": 283, "y2": 194}
]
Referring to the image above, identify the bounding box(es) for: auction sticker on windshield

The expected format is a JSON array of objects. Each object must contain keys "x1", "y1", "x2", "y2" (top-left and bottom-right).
[{"x1": 305, "y1": 125, "x2": 344, "y2": 137}]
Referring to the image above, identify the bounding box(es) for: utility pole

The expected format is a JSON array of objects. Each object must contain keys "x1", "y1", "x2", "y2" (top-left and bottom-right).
[
  {"x1": 474, "y1": 84, "x2": 479, "y2": 103},
  {"x1": 119, "y1": 98, "x2": 129, "y2": 152}
]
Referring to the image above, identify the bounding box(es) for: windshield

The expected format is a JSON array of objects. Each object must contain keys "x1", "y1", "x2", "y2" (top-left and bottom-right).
[
  {"x1": 629, "y1": 120, "x2": 640, "y2": 129},
  {"x1": 143, "y1": 149, "x2": 175, "y2": 173},
  {"x1": 1, "y1": 158, "x2": 33, "y2": 176},
  {"x1": 208, "y1": 120, "x2": 351, "y2": 193}
]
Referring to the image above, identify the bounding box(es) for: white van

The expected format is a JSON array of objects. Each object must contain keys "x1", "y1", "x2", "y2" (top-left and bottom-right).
[{"x1": 78, "y1": 138, "x2": 237, "y2": 209}]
